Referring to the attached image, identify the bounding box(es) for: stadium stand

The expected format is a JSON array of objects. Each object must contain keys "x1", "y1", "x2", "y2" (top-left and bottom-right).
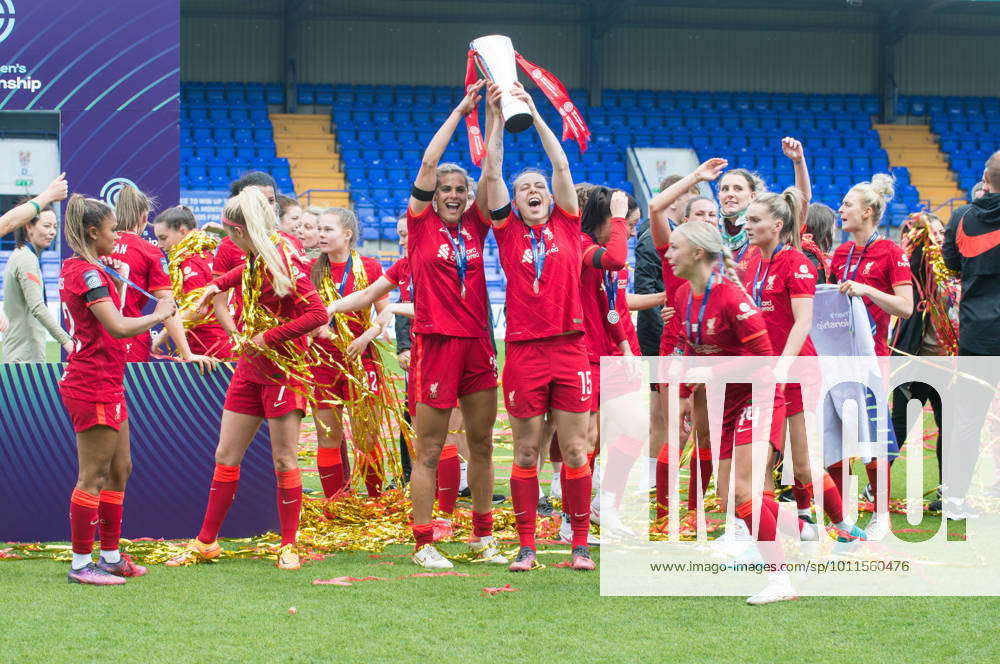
[{"x1": 897, "y1": 94, "x2": 999, "y2": 197}]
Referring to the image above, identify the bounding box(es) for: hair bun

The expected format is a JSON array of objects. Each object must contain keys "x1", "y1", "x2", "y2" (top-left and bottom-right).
[{"x1": 870, "y1": 173, "x2": 896, "y2": 204}]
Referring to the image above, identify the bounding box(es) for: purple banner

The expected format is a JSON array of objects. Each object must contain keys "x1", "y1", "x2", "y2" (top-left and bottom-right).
[
  {"x1": 0, "y1": 362, "x2": 280, "y2": 542},
  {"x1": 0, "y1": 0, "x2": 180, "y2": 258}
]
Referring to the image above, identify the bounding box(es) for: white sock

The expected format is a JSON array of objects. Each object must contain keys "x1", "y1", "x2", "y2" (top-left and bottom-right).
[
  {"x1": 71, "y1": 553, "x2": 93, "y2": 570},
  {"x1": 648, "y1": 457, "x2": 658, "y2": 487},
  {"x1": 100, "y1": 549, "x2": 121, "y2": 564},
  {"x1": 833, "y1": 520, "x2": 852, "y2": 531},
  {"x1": 458, "y1": 461, "x2": 468, "y2": 492},
  {"x1": 797, "y1": 508, "x2": 811, "y2": 518}
]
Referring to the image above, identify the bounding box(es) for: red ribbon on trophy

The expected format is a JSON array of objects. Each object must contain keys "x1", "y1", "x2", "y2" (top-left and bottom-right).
[{"x1": 464, "y1": 35, "x2": 590, "y2": 167}]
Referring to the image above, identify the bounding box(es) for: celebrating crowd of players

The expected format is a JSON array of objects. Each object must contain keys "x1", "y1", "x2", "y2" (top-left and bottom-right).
[{"x1": 2, "y1": 78, "x2": 999, "y2": 605}]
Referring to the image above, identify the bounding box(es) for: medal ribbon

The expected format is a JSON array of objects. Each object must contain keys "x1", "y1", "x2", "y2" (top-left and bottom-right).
[
  {"x1": 529, "y1": 225, "x2": 546, "y2": 288},
  {"x1": 603, "y1": 270, "x2": 618, "y2": 316},
  {"x1": 685, "y1": 272, "x2": 716, "y2": 347},
  {"x1": 751, "y1": 243, "x2": 784, "y2": 306},
  {"x1": 442, "y1": 221, "x2": 468, "y2": 295},
  {"x1": 843, "y1": 230, "x2": 879, "y2": 282}
]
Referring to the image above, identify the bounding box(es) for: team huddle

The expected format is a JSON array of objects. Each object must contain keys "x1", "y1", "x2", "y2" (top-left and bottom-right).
[{"x1": 4, "y1": 77, "x2": 994, "y2": 606}]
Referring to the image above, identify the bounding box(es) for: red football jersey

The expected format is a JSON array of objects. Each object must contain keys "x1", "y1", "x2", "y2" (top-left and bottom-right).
[
  {"x1": 104, "y1": 232, "x2": 172, "y2": 313},
  {"x1": 741, "y1": 246, "x2": 817, "y2": 357},
  {"x1": 494, "y1": 206, "x2": 586, "y2": 342},
  {"x1": 384, "y1": 256, "x2": 412, "y2": 304},
  {"x1": 656, "y1": 242, "x2": 688, "y2": 353},
  {"x1": 178, "y1": 252, "x2": 230, "y2": 355},
  {"x1": 830, "y1": 237, "x2": 912, "y2": 356},
  {"x1": 280, "y1": 230, "x2": 305, "y2": 254},
  {"x1": 103, "y1": 231, "x2": 172, "y2": 356},
  {"x1": 213, "y1": 241, "x2": 327, "y2": 384},
  {"x1": 214, "y1": 235, "x2": 247, "y2": 328},
  {"x1": 407, "y1": 204, "x2": 490, "y2": 338},
  {"x1": 59, "y1": 258, "x2": 126, "y2": 402},
  {"x1": 615, "y1": 271, "x2": 641, "y2": 355},
  {"x1": 313, "y1": 254, "x2": 386, "y2": 343},
  {"x1": 672, "y1": 278, "x2": 770, "y2": 357},
  {"x1": 579, "y1": 233, "x2": 628, "y2": 363}
]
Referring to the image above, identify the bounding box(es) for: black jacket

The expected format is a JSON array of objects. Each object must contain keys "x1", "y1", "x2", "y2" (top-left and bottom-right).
[
  {"x1": 634, "y1": 227, "x2": 664, "y2": 356},
  {"x1": 395, "y1": 314, "x2": 411, "y2": 354},
  {"x1": 943, "y1": 192, "x2": 1000, "y2": 354},
  {"x1": 890, "y1": 244, "x2": 926, "y2": 356}
]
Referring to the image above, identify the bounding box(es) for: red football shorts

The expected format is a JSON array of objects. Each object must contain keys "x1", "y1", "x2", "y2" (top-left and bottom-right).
[
  {"x1": 718, "y1": 391, "x2": 786, "y2": 460},
  {"x1": 503, "y1": 334, "x2": 592, "y2": 418},
  {"x1": 223, "y1": 368, "x2": 307, "y2": 419},
  {"x1": 411, "y1": 334, "x2": 497, "y2": 409},
  {"x1": 61, "y1": 394, "x2": 128, "y2": 433},
  {"x1": 312, "y1": 357, "x2": 381, "y2": 409}
]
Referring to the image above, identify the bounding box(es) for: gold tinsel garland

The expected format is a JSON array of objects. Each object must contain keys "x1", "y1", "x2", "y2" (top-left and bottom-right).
[
  {"x1": 167, "y1": 229, "x2": 222, "y2": 332},
  {"x1": 312, "y1": 250, "x2": 413, "y2": 490},
  {"x1": 901, "y1": 213, "x2": 961, "y2": 356}
]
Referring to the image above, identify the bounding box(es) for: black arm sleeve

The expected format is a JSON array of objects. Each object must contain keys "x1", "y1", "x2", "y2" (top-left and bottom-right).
[
  {"x1": 634, "y1": 231, "x2": 665, "y2": 356},
  {"x1": 942, "y1": 205, "x2": 965, "y2": 274},
  {"x1": 395, "y1": 313, "x2": 412, "y2": 354}
]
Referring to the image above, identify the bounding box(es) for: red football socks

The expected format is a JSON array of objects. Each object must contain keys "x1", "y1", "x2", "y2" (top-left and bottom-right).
[
  {"x1": 736, "y1": 497, "x2": 784, "y2": 566},
  {"x1": 361, "y1": 444, "x2": 384, "y2": 497},
  {"x1": 276, "y1": 468, "x2": 302, "y2": 546},
  {"x1": 866, "y1": 460, "x2": 890, "y2": 511},
  {"x1": 98, "y1": 490, "x2": 124, "y2": 552},
  {"x1": 471, "y1": 510, "x2": 493, "y2": 539},
  {"x1": 510, "y1": 464, "x2": 539, "y2": 549},
  {"x1": 436, "y1": 444, "x2": 460, "y2": 516},
  {"x1": 655, "y1": 443, "x2": 674, "y2": 520},
  {"x1": 69, "y1": 488, "x2": 100, "y2": 555},
  {"x1": 687, "y1": 447, "x2": 714, "y2": 511},
  {"x1": 197, "y1": 463, "x2": 240, "y2": 544},
  {"x1": 792, "y1": 480, "x2": 813, "y2": 511},
  {"x1": 821, "y1": 472, "x2": 845, "y2": 524},
  {"x1": 826, "y1": 460, "x2": 846, "y2": 510},
  {"x1": 317, "y1": 446, "x2": 344, "y2": 499},
  {"x1": 563, "y1": 463, "x2": 593, "y2": 548},
  {"x1": 412, "y1": 522, "x2": 434, "y2": 549}
]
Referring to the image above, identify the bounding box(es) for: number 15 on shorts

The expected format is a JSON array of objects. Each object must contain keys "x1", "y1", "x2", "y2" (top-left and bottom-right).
[{"x1": 578, "y1": 370, "x2": 592, "y2": 398}]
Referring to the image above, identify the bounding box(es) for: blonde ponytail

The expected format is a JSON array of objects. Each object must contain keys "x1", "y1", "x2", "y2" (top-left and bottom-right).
[
  {"x1": 223, "y1": 188, "x2": 292, "y2": 297},
  {"x1": 754, "y1": 186, "x2": 805, "y2": 249},
  {"x1": 65, "y1": 193, "x2": 113, "y2": 264},
  {"x1": 114, "y1": 184, "x2": 156, "y2": 233}
]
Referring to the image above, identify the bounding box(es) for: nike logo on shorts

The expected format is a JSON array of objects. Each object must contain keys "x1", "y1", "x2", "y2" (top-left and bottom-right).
[
  {"x1": 282, "y1": 499, "x2": 298, "y2": 505},
  {"x1": 89, "y1": 519, "x2": 99, "y2": 525},
  {"x1": 320, "y1": 474, "x2": 336, "y2": 480},
  {"x1": 273, "y1": 401, "x2": 287, "y2": 408}
]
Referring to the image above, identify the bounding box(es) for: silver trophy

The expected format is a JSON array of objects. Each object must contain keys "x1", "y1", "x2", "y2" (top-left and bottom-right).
[{"x1": 470, "y1": 35, "x2": 534, "y2": 133}]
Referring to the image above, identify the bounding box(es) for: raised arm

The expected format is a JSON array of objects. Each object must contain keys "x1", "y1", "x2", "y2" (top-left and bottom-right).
[
  {"x1": 482, "y1": 83, "x2": 511, "y2": 225},
  {"x1": 509, "y1": 82, "x2": 576, "y2": 215},
  {"x1": 411, "y1": 81, "x2": 485, "y2": 216},
  {"x1": 582, "y1": 191, "x2": 630, "y2": 270},
  {"x1": 648, "y1": 158, "x2": 727, "y2": 248},
  {"x1": 782, "y1": 137, "x2": 812, "y2": 205},
  {"x1": 0, "y1": 174, "x2": 68, "y2": 238}
]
